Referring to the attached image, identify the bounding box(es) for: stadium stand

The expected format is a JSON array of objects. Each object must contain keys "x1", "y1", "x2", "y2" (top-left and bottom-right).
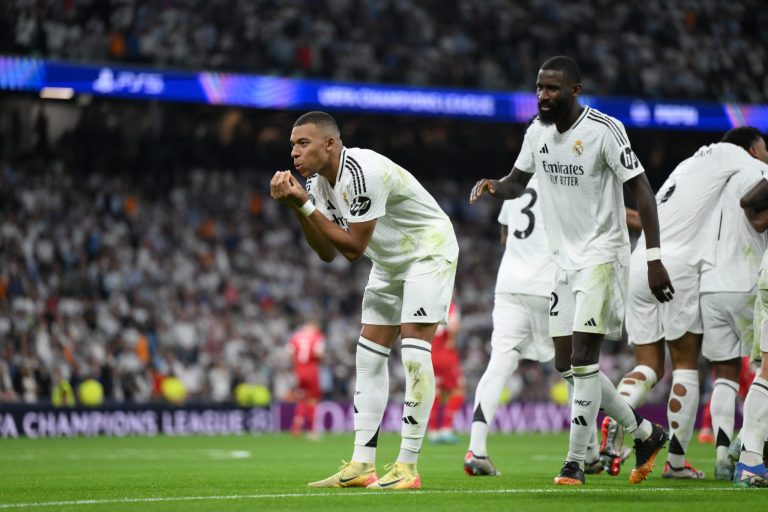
[{"x1": 1, "y1": 0, "x2": 766, "y2": 102}]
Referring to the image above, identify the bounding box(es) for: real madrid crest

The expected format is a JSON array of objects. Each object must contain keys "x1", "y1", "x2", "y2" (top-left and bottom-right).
[
  {"x1": 572, "y1": 140, "x2": 584, "y2": 156},
  {"x1": 342, "y1": 191, "x2": 350, "y2": 207}
]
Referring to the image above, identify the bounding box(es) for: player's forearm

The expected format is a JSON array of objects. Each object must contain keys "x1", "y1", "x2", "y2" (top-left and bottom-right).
[
  {"x1": 493, "y1": 171, "x2": 529, "y2": 200},
  {"x1": 293, "y1": 208, "x2": 338, "y2": 262},
  {"x1": 627, "y1": 175, "x2": 661, "y2": 248},
  {"x1": 303, "y1": 210, "x2": 367, "y2": 261},
  {"x1": 744, "y1": 207, "x2": 768, "y2": 233},
  {"x1": 741, "y1": 179, "x2": 768, "y2": 210}
]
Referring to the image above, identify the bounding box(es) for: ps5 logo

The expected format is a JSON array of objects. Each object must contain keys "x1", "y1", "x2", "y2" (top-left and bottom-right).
[{"x1": 92, "y1": 68, "x2": 165, "y2": 95}]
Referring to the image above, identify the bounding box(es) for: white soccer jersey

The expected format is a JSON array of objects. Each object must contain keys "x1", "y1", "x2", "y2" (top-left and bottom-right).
[
  {"x1": 513, "y1": 106, "x2": 643, "y2": 270},
  {"x1": 495, "y1": 175, "x2": 554, "y2": 296},
  {"x1": 305, "y1": 147, "x2": 459, "y2": 273},
  {"x1": 636, "y1": 142, "x2": 766, "y2": 270},
  {"x1": 700, "y1": 166, "x2": 768, "y2": 293}
]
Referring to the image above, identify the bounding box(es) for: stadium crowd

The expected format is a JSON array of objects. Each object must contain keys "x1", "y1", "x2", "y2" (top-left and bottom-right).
[
  {"x1": 0, "y1": 100, "x2": 691, "y2": 407},
  {"x1": 1, "y1": 0, "x2": 767, "y2": 103}
]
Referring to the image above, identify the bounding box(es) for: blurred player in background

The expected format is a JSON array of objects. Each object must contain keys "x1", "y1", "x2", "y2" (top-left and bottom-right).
[
  {"x1": 464, "y1": 175, "x2": 557, "y2": 476},
  {"x1": 470, "y1": 56, "x2": 672, "y2": 486},
  {"x1": 427, "y1": 301, "x2": 464, "y2": 445},
  {"x1": 271, "y1": 111, "x2": 458, "y2": 490},
  {"x1": 734, "y1": 170, "x2": 768, "y2": 487},
  {"x1": 699, "y1": 128, "x2": 768, "y2": 480},
  {"x1": 606, "y1": 127, "x2": 768, "y2": 480},
  {"x1": 287, "y1": 319, "x2": 325, "y2": 440}
]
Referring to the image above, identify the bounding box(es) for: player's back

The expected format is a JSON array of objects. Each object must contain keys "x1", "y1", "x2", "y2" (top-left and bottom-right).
[
  {"x1": 700, "y1": 166, "x2": 768, "y2": 292},
  {"x1": 646, "y1": 142, "x2": 764, "y2": 268},
  {"x1": 495, "y1": 175, "x2": 553, "y2": 297}
]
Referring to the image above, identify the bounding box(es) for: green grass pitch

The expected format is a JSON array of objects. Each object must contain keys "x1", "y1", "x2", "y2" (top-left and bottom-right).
[{"x1": 0, "y1": 432, "x2": 764, "y2": 511}]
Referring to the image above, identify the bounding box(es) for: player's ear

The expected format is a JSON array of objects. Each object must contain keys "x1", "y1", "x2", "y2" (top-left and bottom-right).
[{"x1": 571, "y1": 83, "x2": 582, "y2": 98}]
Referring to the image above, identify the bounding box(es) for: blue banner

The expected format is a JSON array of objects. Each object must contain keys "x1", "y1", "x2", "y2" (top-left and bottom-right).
[{"x1": 2, "y1": 55, "x2": 767, "y2": 132}]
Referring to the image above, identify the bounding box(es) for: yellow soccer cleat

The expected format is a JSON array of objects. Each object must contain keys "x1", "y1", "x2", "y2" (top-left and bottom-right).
[
  {"x1": 367, "y1": 462, "x2": 421, "y2": 490},
  {"x1": 307, "y1": 460, "x2": 378, "y2": 488}
]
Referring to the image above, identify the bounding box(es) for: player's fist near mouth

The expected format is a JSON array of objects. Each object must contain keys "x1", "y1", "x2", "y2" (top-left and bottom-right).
[{"x1": 271, "y1": 170, "x2": 308, "y2": 207}]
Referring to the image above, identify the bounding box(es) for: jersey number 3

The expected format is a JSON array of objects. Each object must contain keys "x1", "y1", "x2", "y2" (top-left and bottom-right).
[{"x1": 513, "y1": 188, "x2": 537, "y2": 240}]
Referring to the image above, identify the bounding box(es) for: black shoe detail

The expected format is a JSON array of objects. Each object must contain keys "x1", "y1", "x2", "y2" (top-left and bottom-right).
[
  {"x1": 634, "y1": 423, "x2": 669, "y2": 468},
  {"x1": 365, "y1": 426, "x2": 380, "y2": 447},
  {"x1": 555, "y1": 461, "x2": 585, "y2": 483},
  {"x1": 668, "y1": 434, "x2": 685, "y2": 456},
  {"x1": 632, "y1": 408, "x2": 643, "y2": 427},
  {"x1": 716, "y1": 428, "x2": 731, "y2": 448},
  {"x1": 473, "y1": 404, "x2": 487, "y2": 424}
]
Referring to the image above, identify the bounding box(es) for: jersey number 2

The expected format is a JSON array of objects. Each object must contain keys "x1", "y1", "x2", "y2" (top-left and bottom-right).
[{"x1": 513, "y1": 188, "x2": 537, "y2": 240}]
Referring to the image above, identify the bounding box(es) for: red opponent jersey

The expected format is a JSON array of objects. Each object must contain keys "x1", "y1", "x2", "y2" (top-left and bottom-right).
[{"x1": 289, "y1": 324, "x2": 325, "y2": 371}]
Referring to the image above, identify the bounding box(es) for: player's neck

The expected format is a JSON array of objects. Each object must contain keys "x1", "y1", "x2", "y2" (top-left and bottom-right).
[
  {"x1": 555, "y1": 104, "x2": 584, "y2": 134},
  {"x1": 320, "y1": 148, "x2": 342, "y2": 187}
]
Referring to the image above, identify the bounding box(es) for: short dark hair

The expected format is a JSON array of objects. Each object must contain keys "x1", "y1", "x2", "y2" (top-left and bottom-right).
[
  {"x1": 293, "y1": 111, "x2": 340, "y2": 137},
  {"x1": 540, "y1": 56, "x2": 581, "y2": 84},
  {"x1": 721, "y1": 126, "x2": 764, "y2": 152}
]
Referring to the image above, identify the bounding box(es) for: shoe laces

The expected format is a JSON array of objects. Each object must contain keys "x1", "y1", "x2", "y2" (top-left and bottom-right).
[
  {"x1": 337, "y1": 460, "x2": 354, "y2": 474},
  {"x1": 382, "y1": 463, "x2": 405, "y2": 479}
]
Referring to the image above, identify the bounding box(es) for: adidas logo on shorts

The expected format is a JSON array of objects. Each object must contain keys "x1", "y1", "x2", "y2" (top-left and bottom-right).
[
  {"x1": 584, "y1": 318, "x2": 597, "y2": 327},
  {"x1": 413, "y1": 307, "x2": 427, "y2": 317}
]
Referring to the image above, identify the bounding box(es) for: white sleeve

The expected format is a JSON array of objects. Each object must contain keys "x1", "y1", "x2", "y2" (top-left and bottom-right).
[
  {"x1": 345, "y1": 158, "x2": 387, "y2": 223},
  {"x1": 601, "y1": 119, "x2": 645, "y2": 183},
  {"x1": 513, "y1": 129, "x2": 536, "y2": 174}
]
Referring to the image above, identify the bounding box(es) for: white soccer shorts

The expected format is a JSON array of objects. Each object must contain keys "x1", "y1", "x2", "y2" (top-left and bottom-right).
[
  {"x1": 701, "y1": 291, "x2": 755, "y2": 362},
  {"x1": 361, "y1": 258, "x2": 457, "y2": 326},
  {"x1": 549, "y1": 261, "x2": 627, "y2": 339},
  {"x1": 626, "y1": 253, "x2": 701, "y2": 345},
  {"x1": 490, "y1": 293, "x2": 554, "y2": 362}
]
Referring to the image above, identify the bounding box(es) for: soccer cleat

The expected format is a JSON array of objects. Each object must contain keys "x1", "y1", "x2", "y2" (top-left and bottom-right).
[
  {"x1": 662, "y1": 460, "x2": 705, "y2": 479},
  {"x1": 464, "y1": 451, "x2": 501, "y2": 476},
  {"x1": 629, "y1": 423, "x2": 669, "y2": 484},
  {"x1": 554, "y1": 461, "x2": 585, "y2": 485},
  {"x1": 728, "y1": 437, "x2": 742, "y2": 465},
  {"x1": 600, "y1": 446, "x2": 632, "y2": 476},
  {"x1": 697, "y1": 428, "x2": 715, "y2": 445},
  {"x1": 715, "y1": 458, "x2": 735, "y2": 481},
  {"x1": 368, "y1": 462, "x2": 421, "y2": 490},
  {"x1": 734, "y1": 462, "x2": 768, "y2": 488},
  {"x1": 600, "y1": 417, "x2": 623, "y2": 454},
  {"x1": 584, "y1": 457, "x2": 604, "y2": 475},
  {"x1": 307, "y1": 460, "x2": 378, "y2": 488}
]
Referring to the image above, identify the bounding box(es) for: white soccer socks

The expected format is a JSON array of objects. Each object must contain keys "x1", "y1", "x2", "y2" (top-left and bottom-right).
[
  {"x1": 566, "y1": 364, "x2": 601, "y2": 464},
  {"x1": 352, "y1": 336, "x2": 391, "y2": 463},
  {"x1": 599, "y1": 372, "x2": 652, "y2": 440},
  {"x1": 616, "y1": 364, "x2": 658, "y2": 408},
  {"x1": 666, "y1": 369, "x2": 699, "y2": 468},
  {"x1": 739, "y1": 377, "x2": 768, "y2": 466},
  {"x1": 468, "y1": 349, "x2": 521, "y2": 457},
  {"x1": 398, "y1": 338, "x2": 436, "y2": 464},
  {"x1": 710, "y1": 378, "x2": 739, "y2": 462}
]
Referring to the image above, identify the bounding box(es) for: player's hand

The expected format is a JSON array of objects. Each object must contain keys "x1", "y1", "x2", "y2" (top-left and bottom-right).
[
  {"x1": 270, "y1": 170, "x2": 308, "y2": 206},
  {"x1": 469, "y1": 179, "x2": 498, "y2": 203},
  {"x1": 647, "y1": 260, "x2": 674, "y2": 303}
]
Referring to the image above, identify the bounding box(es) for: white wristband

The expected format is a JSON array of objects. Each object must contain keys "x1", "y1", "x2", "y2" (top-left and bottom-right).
[
  {"x1": 646, "y1": 247, "x2": 661, "y2": 262},
  {"x1": 299, "y1": 200, "x2": 316, "y2": 217}
]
